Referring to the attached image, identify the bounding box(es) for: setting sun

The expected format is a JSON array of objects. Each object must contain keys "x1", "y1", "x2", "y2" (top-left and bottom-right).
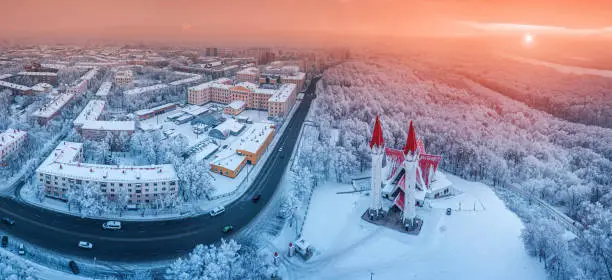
[{"x1": 523, "y1": 33, "x2": 534, "y2": 44}]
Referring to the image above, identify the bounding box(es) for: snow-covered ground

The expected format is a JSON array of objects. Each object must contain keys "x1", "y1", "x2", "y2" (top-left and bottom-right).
[
  {"x1": 272, "y1": 173, "x2": 547, "y2": 280},
  {"x1": 502, "y1": 53, "x2": 612, "y2": 78}
]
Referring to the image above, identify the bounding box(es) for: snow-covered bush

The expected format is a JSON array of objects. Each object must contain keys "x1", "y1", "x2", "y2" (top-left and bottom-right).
[{"x1": 0, "y1": 250, "x2": 37, "y2": 280}]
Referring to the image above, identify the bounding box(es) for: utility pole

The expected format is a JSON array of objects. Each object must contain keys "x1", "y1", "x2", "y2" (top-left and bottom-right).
[{"x1": 93, "y1": 257, "x2": 97, "y2": 280}]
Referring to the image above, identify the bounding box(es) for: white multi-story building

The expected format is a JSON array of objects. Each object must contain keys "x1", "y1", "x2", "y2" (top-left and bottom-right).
[
  {"x1": 268, "y1": 83, "x2": 297, "y2": 118},
  {"x1": 0, "y1": 129, "x2": 27, "y2": 161},
  {"x1": 95, "y1": 81, "x2": 112, "y2": 98},
  {"x1": 114, "y1": 70, "x2": 133, "y2": 85},
  {"x1": 36, "y1": 141, "x2": 178, "y2": 205},
  {"x1": 31, "y1": 93, "x2": 75, "y2": 124}
]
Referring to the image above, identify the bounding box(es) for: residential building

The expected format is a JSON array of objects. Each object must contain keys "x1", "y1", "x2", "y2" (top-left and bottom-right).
[
  {"x1": 17, "y1": 71, "x2": 58, "y2": 86},
  {"x1": 134, "y1": 103, "x2": 177, "y2": 121},
  {"x1": 31, "y1": 93, "x2": 75, "y2": 124},
  {"x1": 36, "y1": 141, "x2": 178, "y2": 205},
  {"x1": 0, "y1": 129, "x2": 27, "y2": 161},
  {"x1": 73, "y1": 100, "x2": 106, "y2": 129},
  {"x1": 268, "y1": 84, "x2": 297, "y2": 118},
  {"x1": 114, "y1": 70, "x2": 133, "y2": 85}
]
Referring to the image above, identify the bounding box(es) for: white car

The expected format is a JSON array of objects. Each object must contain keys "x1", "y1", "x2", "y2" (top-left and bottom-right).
[
  {"x1": 78, "y1": 241, "x2": 93, "y2": 249},
  {"x1": 210, "y1": 206, "x2": 225, "y2": 217},
  {"x1": 18, "y1": 244, "x2": 25, "y2": 255},
  {"x1": 102, "y1": 221, "x2": 122, "y2": 230}
]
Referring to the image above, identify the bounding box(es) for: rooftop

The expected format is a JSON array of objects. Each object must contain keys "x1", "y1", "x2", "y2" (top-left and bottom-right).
[
  {"x1": 236, "y1": 67, "x2": 259, "y2": 75},
  {"x1": 81, "y1": 121, "x2": 136, "y2": 131},
  {"x1": 210, "y1": 149, "x2": 246, "y2": 171},
  {"x1": 234, "y1": 122, "x2": 274, "y2": 154},
  {"x1": 73, "y1": 100, "x2": 106, "y2": 127},
  {"x1": 95, "y1": 81, "x2": 112, "y2": 97},
  {"x1": 169, "y1": 75, "x2": 202, "y2": 86},
  {"x1": 37, "y1": 141, "x2": 177, "y2": 183},
  {"x1": 134, "y1": 102, "x2": 176, "y2": 117},
  {"x1": 227, "y1": 100, "x2": 246, "y2": 110},
  {"x1": 17, "y1": 71, "x2": 58, "y2": 76},
  {"x1": 31, "y1": 93, "x2": 75, "y2": 118},
  {"x1": 214, "y1": 118, "x2": 245, "y2": 134},
  {"x1": 0, "y1": 129, "x2": 27, "y2": 147},
  {"x1": 124, "y1": 84, "x2": 168, "y2": 96},
  {"x1": 0, "y1": 80, "x2": 31, "y2": 91},
  {"x1": 269, "y1": 83, "x2": 297, "y2": 103}
]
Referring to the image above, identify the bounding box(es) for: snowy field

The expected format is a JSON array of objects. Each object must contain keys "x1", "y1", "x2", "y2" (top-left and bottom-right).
[{"x1": 274, "y1": 173, "x2": 547, "y2": 280}]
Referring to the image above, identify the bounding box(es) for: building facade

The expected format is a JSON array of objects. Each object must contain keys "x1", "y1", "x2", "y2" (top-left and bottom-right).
[
  {"x1": 0, "y1": 129, "x2": 27, "y2": 161},
  {"x1": 36, "y1": 141, "x2": 178, "y2": 205}
]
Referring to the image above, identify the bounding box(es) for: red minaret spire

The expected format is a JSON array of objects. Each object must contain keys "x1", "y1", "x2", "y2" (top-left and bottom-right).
[
  {"x1": 369, "y1": 115, "x2": 384, "y2": 149},
  {"x1": 403, "y1": 120, "x2": 418, "y2": 156}
]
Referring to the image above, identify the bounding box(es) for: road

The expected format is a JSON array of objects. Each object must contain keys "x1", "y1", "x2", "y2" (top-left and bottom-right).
[{"x1": 0, "y1": 77, "x2": 319, "y2": 262}]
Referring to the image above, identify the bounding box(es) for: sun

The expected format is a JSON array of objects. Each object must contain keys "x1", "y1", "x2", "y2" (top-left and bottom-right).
[{"x1": 523, "y1": 33, "x2": 534, "y2": 44}]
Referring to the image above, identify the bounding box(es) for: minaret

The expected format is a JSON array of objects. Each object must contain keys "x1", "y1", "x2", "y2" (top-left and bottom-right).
[
  {"x1": 369, "y1": 115, "x2": 385, "y2": 216},
  {"x1": 402, "y1": 120, "x2": 419, "y2": 227}
]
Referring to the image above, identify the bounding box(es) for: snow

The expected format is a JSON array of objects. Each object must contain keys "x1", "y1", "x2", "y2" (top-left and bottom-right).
[
  {"x1": 503, "y1": 54, "x2": 612, "y2": 78},
  {"x1": 134, "y1": 102, "x2": 176, "y2": 117},
  {"x1": 123, "y1": 84, "x2": 168, "y2": 96},
  {"x1": 169, "y1": 75, "x2": 202, "y2": 86},
  {"x1": 227, "y1": 100, "x2": 246, "y2": 110},
  {"x1": 0, "y1": 129, "x2": 27, "y2": 148},
  {"x1": 32, "y1": 93, "x2": 75, "y2": 118},
  {"x1": 73, "y1": 100, "x2": 105, "y2": 127},
  {"x1": 95, "y1": 81, "x2": 112, "y2": 97},
  {"x1": 278, "y1": 173, "x2": 547, "y2": 280},
  {"x1": 181, "y1": 105, "x2": 208, "y2": 116},
  {"x1": 17, "y1": 71, "x2": 58, "y2": 77},
  {"x1": 212, "y1": 118, "x2": 245, "y2": 136},
  {"x1": 81, "y1": 120, "x2": 135, "y2": 131},
  {"x1": 0, "y1": 73, "x2": 13, "y2": 80},
  {"x1": 237, "y1": 67, "x2": 259, "y2": 75},
  {"x1": 269, "y1": 83, "x2": 296, "y2": 103},
  {"x1": 234, "y1": 122, "x2": 274, "y2": 154},
  {"x1": 210, "y1": 149, "x2": 246, "y2": 171},
  {"x1": 0, "y1": 80, "x2": 31, "y2": 91}
]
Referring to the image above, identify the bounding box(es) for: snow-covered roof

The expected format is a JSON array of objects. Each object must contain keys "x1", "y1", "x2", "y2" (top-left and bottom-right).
[
  {"x1": 81, "y1": 121, "x2": 136, "y2": 131},
  {"x1": 214, "y1": 118, "x2": 245, "y2": 134},
  {"x1": 210, "y1": 149, "x2": 246, "y2": 171},
  {"x1": 0, "y1": 129, "x2": 27, "y2": 147},
  {"x1": 269, "y1": 83, "x2": 296, "y2": 103},
  {"x1": 73, "y1": 100, "x2": 106, "y2": 127},
  {"x1": 236, "y1": 67, "x2": 259, "y2": 75},
  {"x1": 188, "y1": 78, "x2": 232, "y2": 91},
  {"x1": 181, "y1": 105, "x2": 208, "y2": 116},
  {"x1": 234, "y1": 122, "x2": 274, "y2": 154},
  {"x1": 169, "y1": 75, "x2": 202, "y2": 86},
  {"x1": 40, "y1": 63, "x2": 66, "y2": 70},
  {"x1": 114, "y1": 70, "x2": 133, "y2": 77},
  {"x1": 95, "y1": 81, "x2": 112, "y2": 97},
  {"x1": 31, "y1": 93, "x2": 75, "y2": 118},
  {"x1": 31, "y1": 83, "x2": 53, "y2": 92},
  {"x1": 282, "y1": 72, "x2": 306, "y2": 80},
  {"x1": 17, "y1": 71, "x2": 58, "y2": 76},
  {"x1": 226, "y1": 100, "x2": 245, "y2": 110},
  {"x1": 0, "y1": 80, "x2": 31, "y2": 91},
  {"x1": 37, "y1": 141, "x2": 177, "y2": 183},
  {"x1": 134, "y1": 103, "x2": 176, "y2": 117},
  {"x1": 235, "y1": 82, "x2": 258, "y2": 92},
  {"x1": 124, "y1": 84, "x2": 168, "y2": 96},
  {"x1": 0, "y1": 74, "x2": 13, "y2": 80},
  {"x1": 81, "y1": 67, "x2": 98, "y2": 81}
]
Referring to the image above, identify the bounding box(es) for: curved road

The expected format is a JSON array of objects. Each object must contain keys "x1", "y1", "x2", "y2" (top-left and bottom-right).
[{"x1": 0, "y1": 78, "x2": 319, "y2": 262}]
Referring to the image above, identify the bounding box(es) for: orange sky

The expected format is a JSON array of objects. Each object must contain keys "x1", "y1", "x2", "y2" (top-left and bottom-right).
[{"x1": 2, "y1": 0, "x2": 612, "y2": 44}]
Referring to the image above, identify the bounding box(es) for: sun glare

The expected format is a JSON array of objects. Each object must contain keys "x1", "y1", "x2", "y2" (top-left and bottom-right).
[{"x1": 523, "y1": 33, "x2": 534, "y2": 44}]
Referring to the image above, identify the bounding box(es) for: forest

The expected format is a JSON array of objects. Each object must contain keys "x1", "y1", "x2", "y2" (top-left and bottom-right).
[{"x1": 295, "y1": 58, "x2": 612, "y2": 280}]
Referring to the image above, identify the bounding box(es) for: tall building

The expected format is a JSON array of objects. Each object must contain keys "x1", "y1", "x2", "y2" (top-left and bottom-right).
[{"x1": 205, "y1": 48, "x2": 218, "y2": 57}]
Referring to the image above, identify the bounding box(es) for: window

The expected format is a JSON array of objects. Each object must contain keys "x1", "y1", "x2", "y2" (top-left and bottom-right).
[{"x1": 136, "y1": 190, "x2": 141, "y2": 193}]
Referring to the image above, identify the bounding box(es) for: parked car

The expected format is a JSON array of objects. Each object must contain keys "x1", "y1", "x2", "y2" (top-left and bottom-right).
[
  {"x1": 78, "y1": 241, "x2": 93, "y2": 249},
  {"x1": 68, "y1": 260, "x2": 80, "y2": 274},
  {"x1": 210, "y1": 206, "x2": 225, "y2": 217},
  {"x1": 102, "y1": 221, "x2": 122, "y2": 230},
  {"x1": 1, "y1": 236, "x2": 7, "y2": 247},
  {"x1": 446, "y1": 208, "x2": 452, "y2": 215},
  {"x1": 251, "y1": 194, "x2": 261, "y2": 203},
  {"x1": 18, "y1": 244, "x2": 25, "y2": 255},
  {"x1": 278, "y1": 147, "x2": 283, "y2": 152},
  {"x1": 2, "y1": 217, "x2": 15, "y2": 225},
  {"x1": 222, "y1": 225, "x2": 234, "y2": 233}
]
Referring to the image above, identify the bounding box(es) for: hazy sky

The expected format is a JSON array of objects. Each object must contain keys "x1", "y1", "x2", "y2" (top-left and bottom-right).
[{"x1": 2, "y1": 0, "x2": 612, "y2": 43}]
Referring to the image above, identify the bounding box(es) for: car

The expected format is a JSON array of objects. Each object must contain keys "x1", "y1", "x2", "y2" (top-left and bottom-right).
[
  {"x1": 222, "y1": 225, "x2": 234, "y2": 233},
  {"x1": 1, "y1": 236, "x2": 7, "y2": 247},
  {"x1": 102, "y1": 221, "x2": 122, "y2": 230},
  {"x1": 210, "y1": 206, "x2": 225, "y2": 217},
  {"x1": 2, "y1": 217, "x2": 15, "y2": 225},
  {"x1": 68, "y1": 260, "x2": 80, "y2": 274},
  {"x1": 251, "y1": 194, "x2": 261, "y2": 203},
  {"x1": 78, "y1": 241, "x2": 93, "y2": 249},
  {"x1": 446, "y1": 208, "x2": 452, "y2": 215},
  {"x1": 278, "y1": 147, "x2": 283, "y2": 152},
  {"x1": 18, "y1": 244, "x2": 25, "y2": 255}
]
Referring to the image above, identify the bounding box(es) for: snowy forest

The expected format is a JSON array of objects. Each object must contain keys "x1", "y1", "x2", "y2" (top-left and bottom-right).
[{"x1": 292, "y1": 58, "x2": 612, "y2": 280}]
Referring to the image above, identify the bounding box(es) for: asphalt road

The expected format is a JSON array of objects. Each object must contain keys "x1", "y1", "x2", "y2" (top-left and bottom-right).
[{"x1": 0, "y1": 77, "x2": 319, "y2": 262}]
